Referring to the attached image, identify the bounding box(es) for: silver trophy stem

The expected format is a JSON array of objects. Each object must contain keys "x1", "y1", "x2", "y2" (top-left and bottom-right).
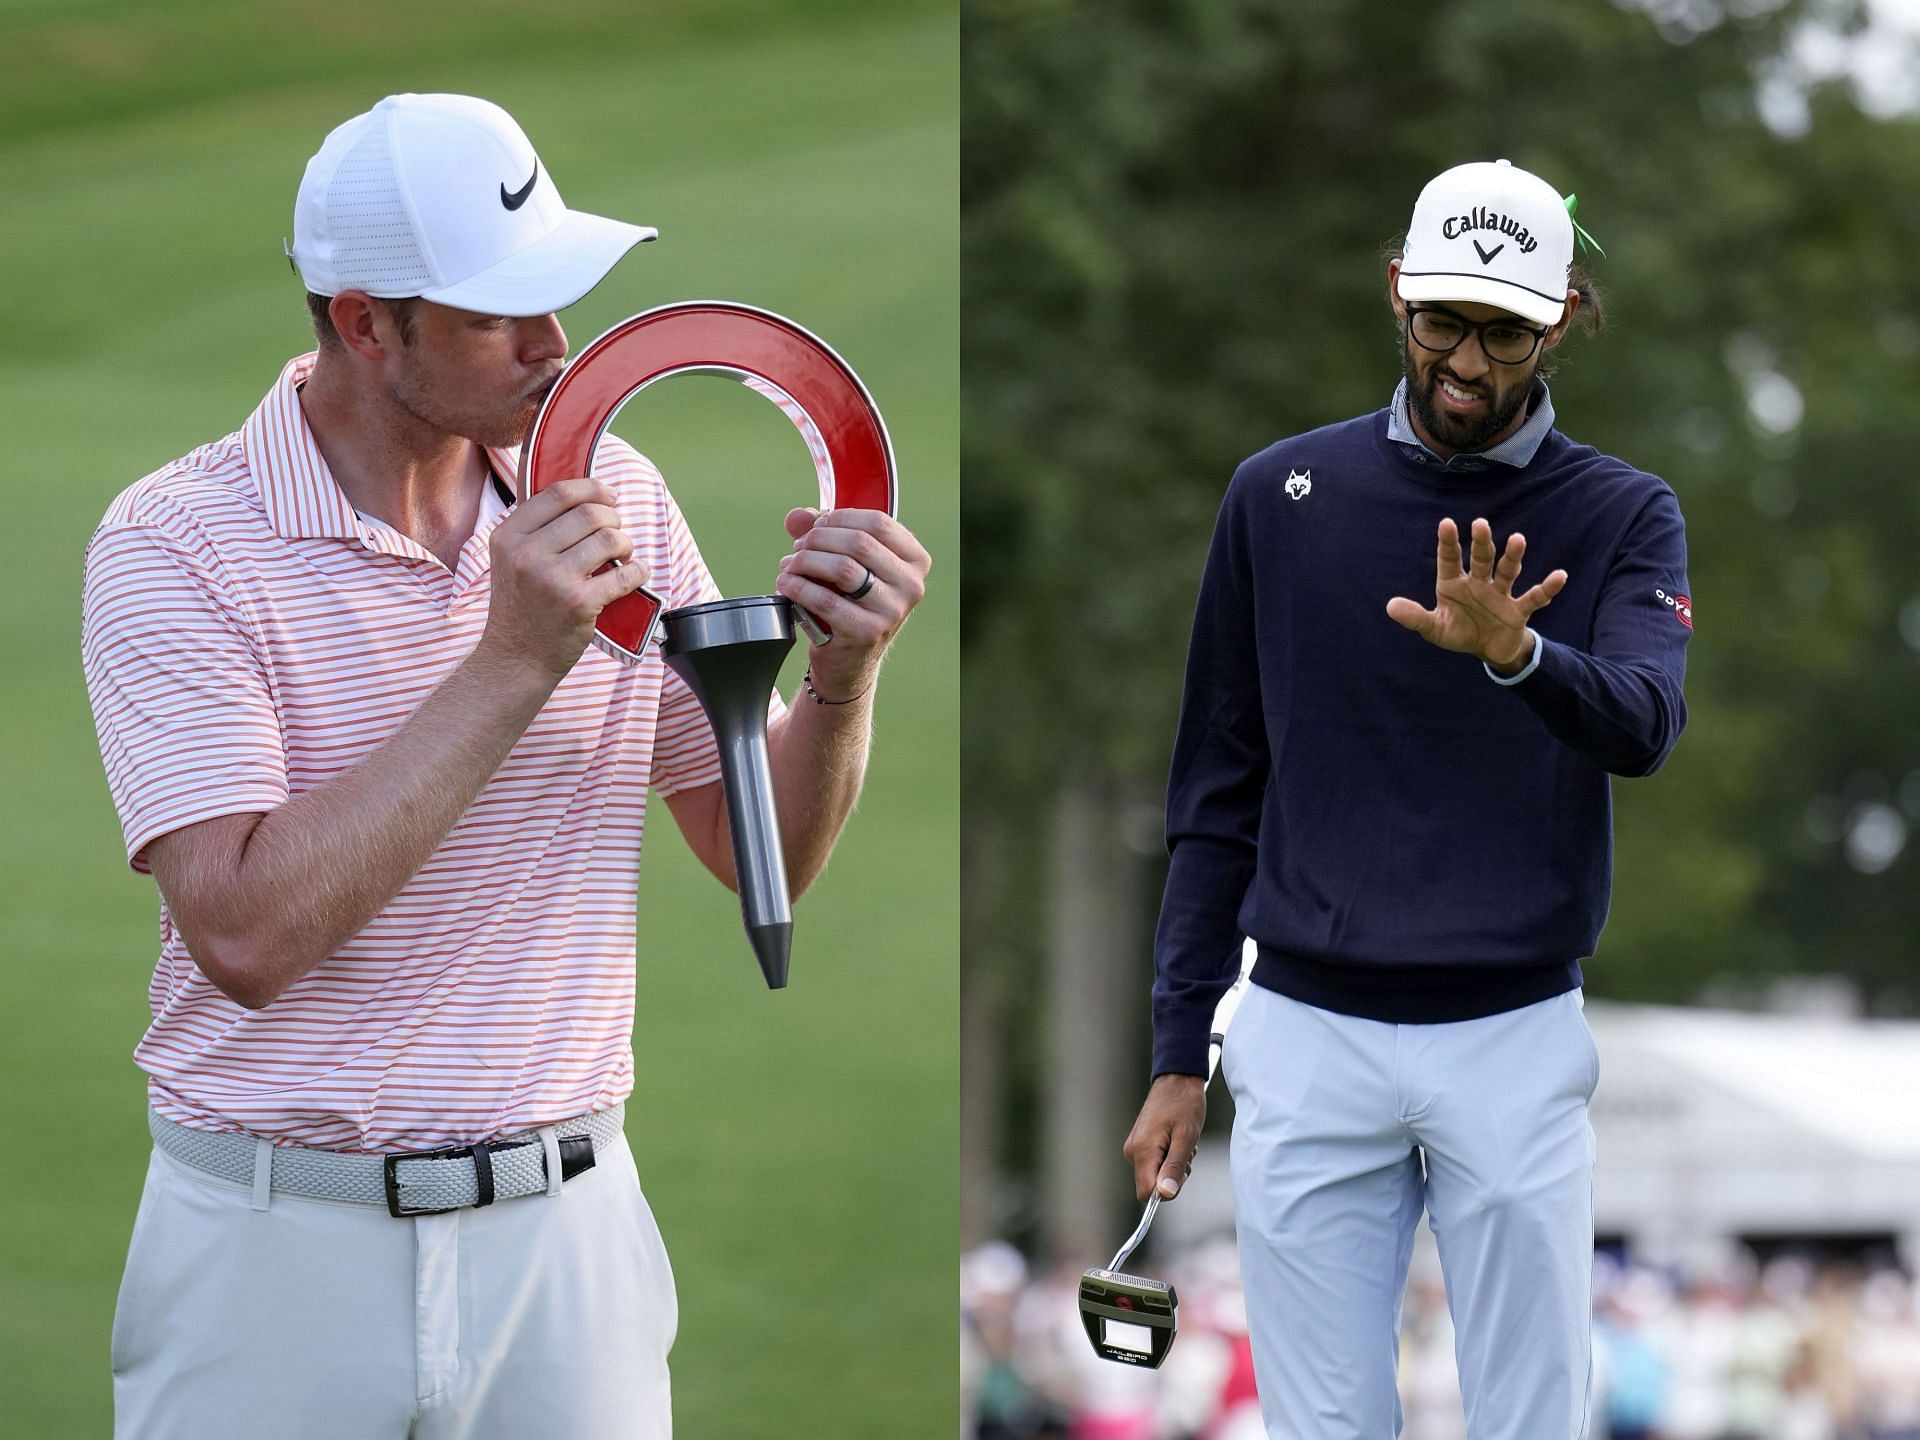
[{"x1": 659, "y1": 596, "x2": 798, "y2": 988}]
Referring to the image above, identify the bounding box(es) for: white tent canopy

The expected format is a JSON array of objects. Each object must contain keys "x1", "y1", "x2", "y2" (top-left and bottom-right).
[{"x1": 1587, "y1": 1001, "x2": 1920, "y2": 1261}]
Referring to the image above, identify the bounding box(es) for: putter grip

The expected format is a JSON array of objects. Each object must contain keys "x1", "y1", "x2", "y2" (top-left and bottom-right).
[{"x1": 1200, "y1": 956, "x2": 1255, "y2": 1089}]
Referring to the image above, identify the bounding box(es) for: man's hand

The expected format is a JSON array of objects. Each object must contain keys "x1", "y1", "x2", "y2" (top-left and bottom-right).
[
  {"x1": 1123, "y1": 1074, "x2": 1207, "y2": 1203},
  {"x1": 1386, "y1": 517, "x2": 1566, "y2": 673},
  {"x1": 774, "y1": 507, "x2": 930, "y2": 700},
  {"x1": 480, "y1": 477, "x2": 655, "y2": 681}
]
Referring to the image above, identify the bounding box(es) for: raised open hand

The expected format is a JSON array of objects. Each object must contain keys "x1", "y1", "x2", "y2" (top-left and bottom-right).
[{"x1": 1386, "y1": 517, "x2": 1567, "y2": 672}]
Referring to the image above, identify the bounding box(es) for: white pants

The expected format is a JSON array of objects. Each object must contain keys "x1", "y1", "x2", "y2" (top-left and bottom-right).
[
  {"x1": 1222, "y1": 985, "x2": 1599, "y2": 1440},
  {"x1": 112, "y1": 1128, "x2": 677, "y2": 1439}
]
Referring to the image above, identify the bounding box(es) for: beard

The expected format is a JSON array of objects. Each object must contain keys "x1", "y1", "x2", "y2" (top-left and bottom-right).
[
  {"x1": 388, "y1": 351, "x2": 546, "y2": 449},
  {"x1": 1401, "y1": 338, "x2": 1535, "y2": 454}
]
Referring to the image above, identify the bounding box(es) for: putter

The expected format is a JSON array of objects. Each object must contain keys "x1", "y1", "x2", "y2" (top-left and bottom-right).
[{"x1": 1078, "y1": 949, "x2": 1255, "y2": 1368}]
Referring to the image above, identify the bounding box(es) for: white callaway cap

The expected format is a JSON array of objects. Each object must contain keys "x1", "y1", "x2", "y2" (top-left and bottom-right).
[
  {"x1": 289, "y1": 92, "x2": 656, "y2": 317},
  {"x1": 1396, "y1": 159, "x2": 1573, "y2": 327}
]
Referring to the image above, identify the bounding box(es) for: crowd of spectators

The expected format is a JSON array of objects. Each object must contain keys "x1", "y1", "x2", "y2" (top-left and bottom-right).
[{"x1": 961, "y1": 1239, "x2": 1920, "y2": 1439}]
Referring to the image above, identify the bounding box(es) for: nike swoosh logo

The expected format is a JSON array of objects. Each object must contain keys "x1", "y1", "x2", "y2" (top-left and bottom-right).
[
  {"x1": 1472, "y1": 238, "x2": 1505, "y2": 265},
  {"x1": 501, "y1": 163, "x2": 538, "y2": 211}
]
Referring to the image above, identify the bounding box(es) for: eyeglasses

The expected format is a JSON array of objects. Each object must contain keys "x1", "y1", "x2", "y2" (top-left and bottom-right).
[{"x1": 1405, "y1": 306, "x2": 1549, "y2": 365}]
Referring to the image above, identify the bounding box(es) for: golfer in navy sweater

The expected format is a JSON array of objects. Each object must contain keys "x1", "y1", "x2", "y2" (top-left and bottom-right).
[{"x1": 1123, "y1": 160, "x2": 1690, "y2": 1439}]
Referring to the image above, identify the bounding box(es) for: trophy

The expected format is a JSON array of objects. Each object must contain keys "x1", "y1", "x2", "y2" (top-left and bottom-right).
[{"x1": 522, "y1": 302, "x2": 898, "y2": 988}]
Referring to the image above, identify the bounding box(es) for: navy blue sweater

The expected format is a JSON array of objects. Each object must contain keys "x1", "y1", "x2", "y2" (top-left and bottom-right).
[{"x1": 1151, "y1": 407, "x2": 1691, "y2": 1077}]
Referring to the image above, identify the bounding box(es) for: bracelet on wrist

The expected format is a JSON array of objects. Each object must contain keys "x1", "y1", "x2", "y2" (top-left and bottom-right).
[{"x1": 802, "y1": 669, "x2": 871, "y2": 706}]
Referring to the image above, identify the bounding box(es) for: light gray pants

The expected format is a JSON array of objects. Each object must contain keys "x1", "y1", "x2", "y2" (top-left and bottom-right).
[
  {"x1": 1222, "y1": 985, "x2": 1599, "y2": 1440},
  {"x1": 112, "y1": 1128, "x2": 677, "y2": 1439}
]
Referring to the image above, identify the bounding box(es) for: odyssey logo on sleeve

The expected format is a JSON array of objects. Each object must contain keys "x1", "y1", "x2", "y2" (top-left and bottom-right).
[{"x1": 1654, "y1": 587, "x2": 1693, "y2": 628}]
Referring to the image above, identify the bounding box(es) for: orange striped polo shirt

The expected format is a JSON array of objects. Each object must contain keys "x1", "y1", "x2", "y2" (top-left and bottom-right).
[{"x1": 81, "y1": 351, "x2": 741, "y2": 1151}]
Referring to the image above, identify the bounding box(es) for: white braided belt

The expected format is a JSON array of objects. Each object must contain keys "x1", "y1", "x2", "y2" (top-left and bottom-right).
[{"x1": 149, "y1": 1104, "x2": 625, "y2": 1217}]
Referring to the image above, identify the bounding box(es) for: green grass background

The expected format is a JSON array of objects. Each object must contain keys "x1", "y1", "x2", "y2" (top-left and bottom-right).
[{"x1": 0, "y1": 3, "x2": 957, "y2": 1435}]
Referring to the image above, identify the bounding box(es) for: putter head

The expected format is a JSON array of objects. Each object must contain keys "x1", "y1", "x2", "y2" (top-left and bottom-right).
[{"x1": 1078, "y1": 1267, "x2": 1178, "y2": 1368}]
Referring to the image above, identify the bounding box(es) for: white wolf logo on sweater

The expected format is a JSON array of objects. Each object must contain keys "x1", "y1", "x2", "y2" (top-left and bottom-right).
[{"x1": 1285, "y1": 469, "x2": 1312, "y2": 500}]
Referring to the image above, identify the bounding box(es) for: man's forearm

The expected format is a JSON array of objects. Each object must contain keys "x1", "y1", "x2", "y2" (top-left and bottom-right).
[
  {"x1": 1152, "y1": 835, "x2": 1257, "y2": 1078},
  {"x1": 180, "y1": 645, "x2": 557, "y2": 1006},
  {"x1": 765, "y1": 675, "x2": 876, "y2": 898},
  {"x1": 1502, "y1": 634, "x2": 1687, "y2": 777},
  {"x1": 1494, "y1": 491, "x2": 1691, "y2": 777}
]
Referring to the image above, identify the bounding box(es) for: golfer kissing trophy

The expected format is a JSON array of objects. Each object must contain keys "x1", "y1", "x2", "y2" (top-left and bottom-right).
[{"x1": 521, "y1": 302, "x2": 898, "y2": 989}]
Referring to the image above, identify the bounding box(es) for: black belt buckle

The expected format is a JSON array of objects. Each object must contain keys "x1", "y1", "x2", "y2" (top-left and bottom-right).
[
  {"x1": 384, "y1": 1142, "x2": 480, "y2": 1218},
  {"x1": 383, "y1": 1134, "x2": 596, "y2": 1217}
]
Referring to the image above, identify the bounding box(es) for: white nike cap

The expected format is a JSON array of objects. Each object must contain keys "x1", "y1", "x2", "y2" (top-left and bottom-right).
[
  {"x1": 1396, "y1": 159, "x2": 1573, "y2": 327},
  {"x1": 288, "y1": 93, "x2": 657, "y2": 317}
]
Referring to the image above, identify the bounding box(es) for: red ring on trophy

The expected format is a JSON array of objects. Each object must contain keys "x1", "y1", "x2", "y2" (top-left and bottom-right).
[{"x1": 521, "y1": 301, "x2": 898, "y2": 662}]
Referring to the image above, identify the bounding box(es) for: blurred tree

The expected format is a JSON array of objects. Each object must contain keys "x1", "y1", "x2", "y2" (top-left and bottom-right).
[{"x1": 962, "y1": 0, "x2": 1920, "y2": 1250}]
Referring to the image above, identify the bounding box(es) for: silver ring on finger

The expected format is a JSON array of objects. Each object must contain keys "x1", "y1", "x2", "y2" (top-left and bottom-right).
[{"x1": 844, "y1": 566, "x2": 875, "y2": 601}]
